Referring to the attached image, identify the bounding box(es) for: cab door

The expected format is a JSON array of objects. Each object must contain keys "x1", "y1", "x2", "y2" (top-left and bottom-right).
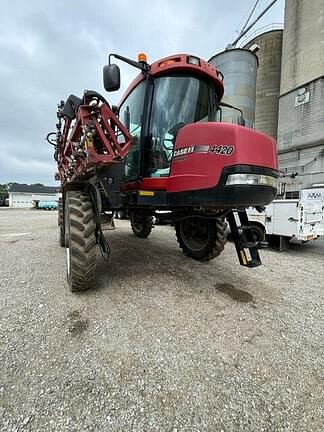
[{"x1": 117, "y1": 80, "x2": 147, "y2": 182}]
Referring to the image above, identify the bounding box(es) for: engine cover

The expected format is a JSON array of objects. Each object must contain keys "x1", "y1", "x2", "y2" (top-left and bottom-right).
[{"x1": 167, "y1": 122, "x2": 278, "y2": 193}]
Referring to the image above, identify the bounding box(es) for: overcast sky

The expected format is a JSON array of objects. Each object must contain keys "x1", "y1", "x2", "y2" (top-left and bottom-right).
[{"x1": 0, "y1": 0, "x2": 284, "y2": 185}]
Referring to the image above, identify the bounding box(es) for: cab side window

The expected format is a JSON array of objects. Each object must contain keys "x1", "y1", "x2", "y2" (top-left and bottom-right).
[{"x1": 118, "y1": 82, "x2": 146, "y2": 181}]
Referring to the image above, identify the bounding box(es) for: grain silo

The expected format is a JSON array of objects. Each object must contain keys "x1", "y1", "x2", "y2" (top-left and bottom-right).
[
  {"x1": 208, "y1": 49, "x2": 258, "y2": 129},
  {"x1": 243, "y1": 28, "x2": 283, "y2": 140},
  {"x1": 277, "y1": 0, "x2": 324, "y2": 193}
]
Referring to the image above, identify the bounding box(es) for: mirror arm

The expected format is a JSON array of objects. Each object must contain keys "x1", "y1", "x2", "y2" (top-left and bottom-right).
[{"x1": 109, "y1": 53, "x2": 150, "y2": 74}]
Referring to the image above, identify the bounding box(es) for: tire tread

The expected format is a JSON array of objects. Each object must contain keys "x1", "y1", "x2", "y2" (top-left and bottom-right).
[
  {"x1": 65, "y1": 191, "x2": 96, "y2": 291},
  {"x1": 175, "y1": 217, "x2": 226, "y2": 261},
  {"x1": 130, "y1": 215, "x2": 153, "y2": 238}
]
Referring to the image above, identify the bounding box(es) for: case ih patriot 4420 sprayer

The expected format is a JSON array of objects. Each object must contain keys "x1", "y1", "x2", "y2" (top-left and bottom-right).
[{"x1": 47, "y1": 53, "x2": 278, "y2": 291}]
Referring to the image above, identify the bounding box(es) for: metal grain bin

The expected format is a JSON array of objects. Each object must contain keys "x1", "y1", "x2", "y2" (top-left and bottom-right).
[
  {"x1": 244, "y1": 29, "x2": 283, "y2": 140},
  {"x1": 208, "y1": 49, "x2": 258, "y2": 129}
]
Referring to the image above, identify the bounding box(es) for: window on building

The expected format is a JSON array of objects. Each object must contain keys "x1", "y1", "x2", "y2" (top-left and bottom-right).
[{"x1": 285, "y1": 191, "x2": 300, "y2": 199}]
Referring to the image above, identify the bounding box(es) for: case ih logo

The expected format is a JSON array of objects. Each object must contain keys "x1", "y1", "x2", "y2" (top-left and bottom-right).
[
  {"x1": 173, "y1": 146, "x2": 195, "y2": 158},
  {"x1": 173, "y1": 145, "x2": 235, "y2": 158}
]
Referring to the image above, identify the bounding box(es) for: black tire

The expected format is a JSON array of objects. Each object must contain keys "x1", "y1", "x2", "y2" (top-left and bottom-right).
[
  {"x1": 64, "y1": 191, "x2": 96, "y2": 292},
  {"x1": 175, "y1": 217, "x2": 226, "y2": 261},
  {"x1": 130, "y1": 214, "x2": 153, "y2": 238},
  {"x1": 250, "y1": 224, "x2": 265, "y2": 244},
  {"x1": 58, "y1": 197, "x2": 65, "y2": 247}
]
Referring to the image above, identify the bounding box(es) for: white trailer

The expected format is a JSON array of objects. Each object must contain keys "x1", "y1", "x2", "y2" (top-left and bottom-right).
[
  {"x1": 247, "y1": 189, "x2": 324, "y2": 250},
  {"x1": 300, "y1": 187, "x2": 324, "y2": 236}
]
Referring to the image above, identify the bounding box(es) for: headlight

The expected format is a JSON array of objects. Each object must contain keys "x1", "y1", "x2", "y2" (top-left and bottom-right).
[{"x1": 226, "y1": 173, "x2": 278, "y2": 188}]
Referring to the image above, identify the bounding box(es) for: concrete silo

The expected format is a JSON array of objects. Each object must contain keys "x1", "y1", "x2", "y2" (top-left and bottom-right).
[
  {"x1": 277, "y1": 0, "x2": 324, "y2": 193},
  {"x1": 244, "y1": 29, "x2": 283, "y2": 140},
  {"x1": 208, "y1": 49, "x2": 258, "y2": 129}
]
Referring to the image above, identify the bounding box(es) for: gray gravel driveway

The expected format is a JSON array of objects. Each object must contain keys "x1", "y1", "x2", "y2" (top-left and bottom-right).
[{"x1": 0, "y1": 209, "x2": 323, "y2": 431}]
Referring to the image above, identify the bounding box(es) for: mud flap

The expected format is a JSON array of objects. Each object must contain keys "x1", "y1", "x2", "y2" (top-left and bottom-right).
[{"x1": 226, "y1": 210, "x2": 262, "y2": 268}]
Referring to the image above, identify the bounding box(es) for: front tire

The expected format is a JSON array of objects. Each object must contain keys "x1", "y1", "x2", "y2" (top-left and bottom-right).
[
  {"x1": 175, "y1": 217, "x2": 226, "y2": 261},
  {"x1": 64, "y1": 191, "x2": 96, "y2": 291},
  {"x1": 130, "y1": 214, "x2": 153, "y2": 238}
]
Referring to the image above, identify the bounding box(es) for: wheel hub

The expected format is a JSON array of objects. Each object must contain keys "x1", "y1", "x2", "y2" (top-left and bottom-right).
[{"x1": 180, "y1": 218, "x2": 211, "y2": 252}]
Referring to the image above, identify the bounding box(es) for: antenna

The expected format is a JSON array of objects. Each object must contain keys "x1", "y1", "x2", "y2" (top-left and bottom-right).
[
  {"x1": 241, "y1": 0, "x2": 261, "y2": 35},
  {"x1": 227, "y1": 0, "x2": 278, "y2": 49}
]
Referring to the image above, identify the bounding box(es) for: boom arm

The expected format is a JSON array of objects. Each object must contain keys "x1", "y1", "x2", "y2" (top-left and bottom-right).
[{"x1": 53, "y1": 91, "x2": 132, "y2": 184}]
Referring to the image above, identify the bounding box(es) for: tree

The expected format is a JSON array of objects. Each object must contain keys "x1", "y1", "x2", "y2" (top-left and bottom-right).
[{"x1": 0, "y1": 184, "x2": 8, "y2": 206}]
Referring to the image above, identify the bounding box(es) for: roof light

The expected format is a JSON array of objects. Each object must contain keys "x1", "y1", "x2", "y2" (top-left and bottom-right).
[
  {"x1": 187, "y1": 56, "x2": 200, "y2": 66},
  {"x1": 138, "y1": 53, "x2": 147, "y2": 63},
  {"x1": 158, "y1": 58, "x2": 181, "y2": 67}
]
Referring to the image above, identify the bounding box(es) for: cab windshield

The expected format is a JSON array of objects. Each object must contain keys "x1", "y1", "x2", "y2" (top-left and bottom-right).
[{"x1": 146, "y1": 75, "x2": 220, "y2": 178}]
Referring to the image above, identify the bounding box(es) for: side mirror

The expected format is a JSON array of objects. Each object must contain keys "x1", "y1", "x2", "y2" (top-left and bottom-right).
[{"x1": 103, "y1": 64, "x2": 120, "y2": 92}]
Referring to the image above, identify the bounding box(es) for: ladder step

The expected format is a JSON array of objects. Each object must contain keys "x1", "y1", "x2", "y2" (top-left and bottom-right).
[
  {"x1": 258, "y1": 241, "x2": 268, "y2": 248},
  {"x1": 239, "y1": 225, "x2": 254, "y2": 231},
  {"x1": 247, "y1": 259, "x2": 262, "y2": 268},
  {"x1": 226, "y1": 210, "x2": 262, "y2": 268},
  {"x1": 240, "y1": 241, "x2": 257, "y2": 249}
]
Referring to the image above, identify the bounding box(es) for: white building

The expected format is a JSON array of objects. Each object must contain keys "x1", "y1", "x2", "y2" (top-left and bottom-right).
[{"x1": 8, "y1": 183, "x2": 59, "y2": 208}]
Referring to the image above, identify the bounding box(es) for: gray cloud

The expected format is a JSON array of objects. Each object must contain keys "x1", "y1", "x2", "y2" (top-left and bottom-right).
[{"x1": 0, "y1": 0, "x2": 284, "y2": 184}]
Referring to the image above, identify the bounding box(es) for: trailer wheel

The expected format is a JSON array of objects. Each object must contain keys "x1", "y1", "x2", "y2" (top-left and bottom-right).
[
  {"x1": 130, "y1": 214, "x2": 153, "y2": 238},
  {"x1": 175, "y1": 217, "x2": 226, "y2": 261},
  {"x1": 58, "y1": 197, "x2": 65, "y2": 247},
  {"x1": 250, "y1": 224, "x2": 265, "y2": 244},
  {"x1": 64, "y1": 191, "x2": 96, "y2": 291}
]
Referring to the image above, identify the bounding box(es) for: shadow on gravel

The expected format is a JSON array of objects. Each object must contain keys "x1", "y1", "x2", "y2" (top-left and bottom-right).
[
  {"x1": 288, "y1": 239, "x2": 324, "y2": 256},
  {"x1": 264, "y1": 237, "x2": 324, "y2": 256},
  {"x1": 214, "y1": 283, "x2": 254, "y2": 303},
  {"x1": 90, "y1": 229, "x2": 258, "y2": 296},
  {"x1": 93, "y1": 233, "x2": 192, "y2": 285}
]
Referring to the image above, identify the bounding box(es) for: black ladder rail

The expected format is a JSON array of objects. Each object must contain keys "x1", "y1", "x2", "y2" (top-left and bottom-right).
[{"x1": 226, "y1": 210, "x2": 262, "y2": 268}]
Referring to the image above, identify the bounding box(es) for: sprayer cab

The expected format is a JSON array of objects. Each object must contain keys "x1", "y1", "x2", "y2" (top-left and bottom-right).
[{"x1": 100, "y1": 53, "x2": 278, "y2": 209}]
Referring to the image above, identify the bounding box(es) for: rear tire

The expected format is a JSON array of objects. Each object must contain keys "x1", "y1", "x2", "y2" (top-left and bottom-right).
[
  {"x1": 175, "y1": 217, "x2": 226, "y2": 261},
  {"x1": 64, "y1": 191, "x2": 96, "y2": 292},
  {"x1": 130, "y1": 214, "x2": 153, "y2": 238}
]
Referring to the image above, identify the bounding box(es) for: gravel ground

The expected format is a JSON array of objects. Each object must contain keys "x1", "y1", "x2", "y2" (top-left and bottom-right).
[{"x1": 0, "y1": 208, "x2": 323, "y2": 432}]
